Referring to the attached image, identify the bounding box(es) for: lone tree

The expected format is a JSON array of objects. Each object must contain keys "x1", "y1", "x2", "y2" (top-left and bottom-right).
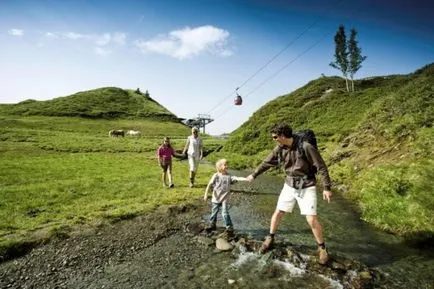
[
  {"x1": 348, "y1": 28, "x2": 367, "y2": 92},
  {"x1": 330, "y1": 25, "x2": 366, "y2": 92},
  {"x1": 330, "y1": 25, "x2": 349, "y2": 92}
]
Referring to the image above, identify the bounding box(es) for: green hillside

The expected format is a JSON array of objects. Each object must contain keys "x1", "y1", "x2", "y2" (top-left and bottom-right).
[
  {"x1": 216, "y1": 63, "x2": 434, "y2": 240},
  {"x1": 0, "y1": 87, "x2": 178, "y2": 121}
]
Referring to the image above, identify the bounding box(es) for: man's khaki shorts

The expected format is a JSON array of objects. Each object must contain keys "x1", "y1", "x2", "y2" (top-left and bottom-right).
[{"x1": 276, "y1": 183, "x2": 317, "y2": 215}]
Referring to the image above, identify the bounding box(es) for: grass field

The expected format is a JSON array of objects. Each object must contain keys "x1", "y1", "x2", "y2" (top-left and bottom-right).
[{"x1": 0, "y1": 116, "x2": 222, "y2": 255}]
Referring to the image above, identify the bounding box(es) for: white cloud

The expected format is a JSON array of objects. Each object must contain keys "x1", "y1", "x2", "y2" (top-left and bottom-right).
[
  {"x1": 94, "y1": 47, "x2": 111, "y2": 56},
  {"x1": 45, "y1": 32, "x2": 58, "y2": 38},
  {"x1": 95, "y1": 33, "x2": 111, "y2": 46},
  {"x1": 63, "y1": 32, "x2": 86, "y2": 40},
  {"x1": 136, "y1": 25, "x2": 233, "y2": 59},
  {"x1": 95, "y1": 32, "x2": 127, "y2": 46},
  {"x1": 112, "y1": 32, "x2": 126, "y2": 45},
  {"x1": 46, "y1": 31, "x2": 126, "y2": 46},
  {"x1": 8, "y1": 29, "x2": 24, "y2": 36}
]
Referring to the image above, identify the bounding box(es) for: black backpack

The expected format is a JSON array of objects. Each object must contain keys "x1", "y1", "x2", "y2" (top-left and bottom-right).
[
  {"x1": 295, "y1": 129, "x2": 318, "y2": 174},
  {"x1": 277, "y1": 129, "x2": 318, "y2": 174}
]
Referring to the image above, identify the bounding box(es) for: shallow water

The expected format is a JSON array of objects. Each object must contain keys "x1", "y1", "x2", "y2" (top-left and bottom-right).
[{"x1": 195, "y1": 174, "x2": 434, "y2": 289}]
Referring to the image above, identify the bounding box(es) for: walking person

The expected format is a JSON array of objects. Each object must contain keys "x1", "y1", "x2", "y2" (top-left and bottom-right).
[
  {"x1": 182, "y1": 127, "x2": 203, "y2": 187},
  {"x1": 204, "y1": 159, "x2": 249, "y2": 235},
  {"x1": 246, "y1": 123, "x2": 332, "y2": 265},
  {"x1": 157, "y1": 137, "x2": 177, "y2": 188}
]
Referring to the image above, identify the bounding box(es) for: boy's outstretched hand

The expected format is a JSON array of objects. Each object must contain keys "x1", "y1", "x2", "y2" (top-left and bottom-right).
[{"x1": 323, "y1": 190, "x2": 332, "y2": 203}]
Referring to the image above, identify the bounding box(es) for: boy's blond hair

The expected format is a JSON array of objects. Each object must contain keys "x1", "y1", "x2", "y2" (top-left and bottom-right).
[{"x1": 215, "y1": 158, "x2": 227, "y2": 172}]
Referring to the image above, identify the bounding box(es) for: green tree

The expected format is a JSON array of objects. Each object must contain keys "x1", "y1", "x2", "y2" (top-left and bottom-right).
[
  {"x1": 144, "y1": 90, "x2": 150, "y2": 98},
  {"x1": 348, "y1": 28, "x2": 367, "y2": 91},
  {"x1": 330, "y1": 25, "x2": 349, "y2": 92}
]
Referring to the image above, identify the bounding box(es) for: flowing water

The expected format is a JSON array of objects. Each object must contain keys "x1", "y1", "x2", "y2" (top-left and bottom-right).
[{"x1": 183, "y1": 174, "x2": 433, "y2": 289}]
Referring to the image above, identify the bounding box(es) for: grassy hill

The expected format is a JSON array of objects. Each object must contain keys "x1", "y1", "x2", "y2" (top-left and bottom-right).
[
  {"x1": 0, "y1": 87, "x2": 179, "y2": 121},
  {"x1": 211, "y1": 63, "x2": 433, "y2": 241}
]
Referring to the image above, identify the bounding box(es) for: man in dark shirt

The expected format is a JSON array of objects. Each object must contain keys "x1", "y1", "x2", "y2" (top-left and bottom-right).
[{"x1": 246, "y1": 123, "x2": 332, "y2": 265}]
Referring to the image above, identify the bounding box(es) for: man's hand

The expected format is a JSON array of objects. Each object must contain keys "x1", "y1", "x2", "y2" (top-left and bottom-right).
[
  {"x1": 246, "y1": 175, "x2": 255, "y2": 183},
  {"x1": 323, "y1": 190, "x2": 332, "y2": 203}
]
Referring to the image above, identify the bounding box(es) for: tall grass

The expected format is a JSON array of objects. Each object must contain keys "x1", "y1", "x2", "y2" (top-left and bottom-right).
[{"x1": 350, "y1": 160, "x2": 434, "y2": 236}]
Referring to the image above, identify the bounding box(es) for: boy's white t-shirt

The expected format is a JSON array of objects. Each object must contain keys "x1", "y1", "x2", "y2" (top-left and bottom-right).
[{"x1": 209, "y1": 173, "x2": 247, "y2": 203}]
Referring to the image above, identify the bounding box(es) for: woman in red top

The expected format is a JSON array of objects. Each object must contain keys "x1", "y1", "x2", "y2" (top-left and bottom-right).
[{"x1": 157, "y1": 137, "x2": 176, "y2": 188}]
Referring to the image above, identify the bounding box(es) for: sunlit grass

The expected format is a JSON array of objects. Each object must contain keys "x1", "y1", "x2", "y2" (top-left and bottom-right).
[
  {"x1": 350, "y1": 160, "x2": 434, "y2": 236},
  {"x1": 0, "y1": 116, "x2": 217, "y2": 255}
]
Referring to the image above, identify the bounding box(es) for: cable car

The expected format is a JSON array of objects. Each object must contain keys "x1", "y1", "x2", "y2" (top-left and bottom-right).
[{"x1": 234, "y1": 88, "x2": 243, "y2": 105}]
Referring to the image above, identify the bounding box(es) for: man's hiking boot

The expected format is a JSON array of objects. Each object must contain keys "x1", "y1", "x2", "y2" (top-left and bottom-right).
[
  {"x1": 259, "y1": 235, "x2": 274, "y2": 253},
  {"x1": 318, "y1": 248, "x2": 329, "y2": 265}
]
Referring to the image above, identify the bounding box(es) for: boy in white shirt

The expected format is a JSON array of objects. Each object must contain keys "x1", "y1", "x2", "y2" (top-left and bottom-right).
[{"x1": 203, "y1": 159, "x2": 248, "y2": 234}]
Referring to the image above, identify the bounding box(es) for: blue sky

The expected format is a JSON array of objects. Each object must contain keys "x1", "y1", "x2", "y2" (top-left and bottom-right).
[{"x1": 1, "y1": 0, "x2": 433, "y2": 134}]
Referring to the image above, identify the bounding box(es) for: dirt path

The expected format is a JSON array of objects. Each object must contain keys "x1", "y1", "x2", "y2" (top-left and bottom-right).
[{"x1": 0, "y1": 204, "x2": 218, "y2": 289}]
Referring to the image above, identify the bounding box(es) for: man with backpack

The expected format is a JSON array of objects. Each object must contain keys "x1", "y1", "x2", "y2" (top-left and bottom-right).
[{"x1": 246, "y1": 123, "x2": 332, "y2": 265}]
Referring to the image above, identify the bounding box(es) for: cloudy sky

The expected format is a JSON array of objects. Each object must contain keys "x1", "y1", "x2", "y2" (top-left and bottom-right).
[{"x1": 1, "y1": 0, "x2": 433, "y2": 134}]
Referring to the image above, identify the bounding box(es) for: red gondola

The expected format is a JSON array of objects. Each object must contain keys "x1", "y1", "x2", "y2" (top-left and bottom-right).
[{"x1": 234, "y1": 88, "x2": 243, "y2": 105}]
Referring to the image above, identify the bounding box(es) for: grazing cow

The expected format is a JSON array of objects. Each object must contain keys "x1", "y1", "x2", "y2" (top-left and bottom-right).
[
  {"x1": 126, "y1": 130, "x2": 141, "y2": 137},
  {"x1": 109, "y1": 129, "x2": 125, "y2": 137}
]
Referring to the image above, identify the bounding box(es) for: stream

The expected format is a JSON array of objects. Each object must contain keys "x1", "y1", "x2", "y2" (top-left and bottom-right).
[{"x1": 186, "y1": 173, "x2": 434, "y2": 289}]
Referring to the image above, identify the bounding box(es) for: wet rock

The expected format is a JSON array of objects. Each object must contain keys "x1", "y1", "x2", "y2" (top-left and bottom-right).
[
  {"x1": 286, "y1": 248, "x2": 305, "y2": 266},
  {"x1": 359, "y1": 270, "x2": 372, "y2": 279},
  {"x1": 184, "y1": 221, "x2": 204, "y2": 236},
  {"x1": 216, "y1": 238, "x2": 233, "y2": 251},
  {"x1": 330, "y1": 260, "x2": 348, "y2": 271}
]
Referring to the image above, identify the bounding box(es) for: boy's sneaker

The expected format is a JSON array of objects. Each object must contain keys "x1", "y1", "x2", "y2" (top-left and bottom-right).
[
  {"x1": 225, "y1": 227, "x2": 234, "y2": 238},
  {"x1": 318, "y1": 248, "x2": 329, "y2": 265},
  {"x1": 205, "y1": 224, "x2": 216, "y2": 232},
  {"x1": 189, "y1": 182, "x2": 194, "y2": 188},
  {"x1": 169, "y1": 183, "x2": 174, "y2": 188},
  {"x1": 259, "y1": 235, "x2": 274, "y2": 253}
]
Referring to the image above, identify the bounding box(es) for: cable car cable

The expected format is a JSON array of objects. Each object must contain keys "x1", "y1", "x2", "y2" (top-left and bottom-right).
[
  {"x1": 210, "y1": 31, "x2": 331, "y2": 123},
  {"x1": 205, "y1": 0, "x2": 343, "y2": 115}
]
